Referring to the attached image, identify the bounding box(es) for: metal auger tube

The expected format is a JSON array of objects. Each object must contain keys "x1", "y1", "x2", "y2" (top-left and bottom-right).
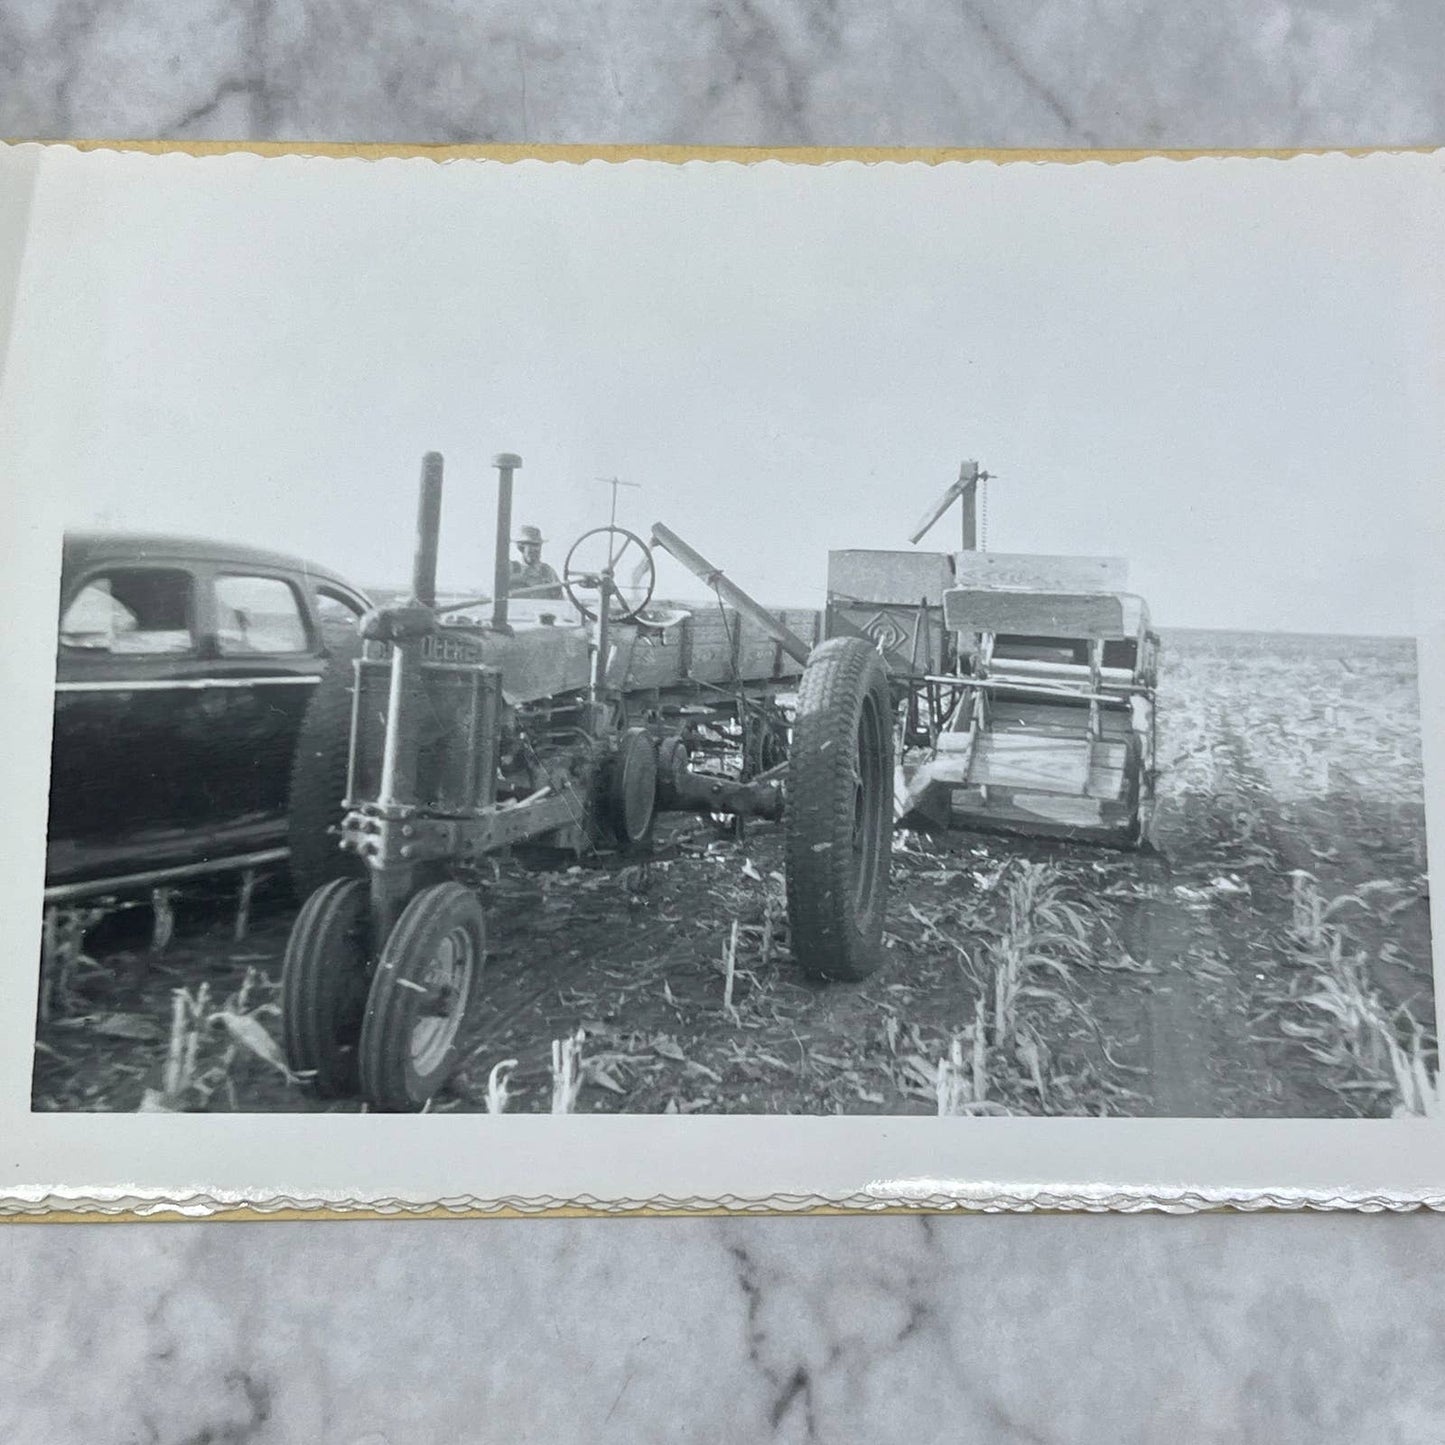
[{"x1": 650, "y1": 522, "x2": 813, "y2": 666}]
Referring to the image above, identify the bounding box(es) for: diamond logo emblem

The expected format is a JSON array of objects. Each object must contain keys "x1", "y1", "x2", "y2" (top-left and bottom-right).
[{"x1": 861, "y1": 612, "x2": 908, "y2": 654}]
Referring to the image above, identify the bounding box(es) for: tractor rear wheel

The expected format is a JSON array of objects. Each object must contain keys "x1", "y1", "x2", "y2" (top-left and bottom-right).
[
  {"x1": 281, "y1": 878, "x2": 373, "y2": 1097},
  {"x1": 288, "y1": 639, "x2": 364, "y2": 901},
  {"x1": 606, "y1": 726, "x2": 658, "y2": 853},
  {"x1": 358, "y1": 882, "x2": 486, "y2": 1110},
  {"x1": 784, "y1": 637, "x2": 894, "y2": 981}
]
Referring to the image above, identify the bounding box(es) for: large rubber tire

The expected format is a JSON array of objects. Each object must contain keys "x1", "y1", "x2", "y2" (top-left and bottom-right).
[
  {"x1": 288, "y1": 639, "x2": 364, "y2": 901},
  {"x1": 358, "y1": 882, "x2": 487, "y2": 1111},
  {"x1": 281, "y1": 878, "x2": 374, "y2": 1097},
  {"x1": 784, "y1": 637, "x2": 894, "y2": 981}
]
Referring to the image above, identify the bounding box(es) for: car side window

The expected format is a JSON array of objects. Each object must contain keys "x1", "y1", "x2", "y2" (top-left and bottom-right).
[
  {"x1": 315, "y1": 585, "x2": 365, "y2": 652},
  {"x1": 59, "y1": 569, "x2": 195, "y2": 655},
  {"x1": 214, "y1": 574, "x2": 309, "y2": 656}
]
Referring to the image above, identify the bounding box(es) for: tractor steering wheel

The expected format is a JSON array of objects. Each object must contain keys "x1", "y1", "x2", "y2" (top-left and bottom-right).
[{"x1": 562, "y1": 526, "x2": 657, "y2": 623}]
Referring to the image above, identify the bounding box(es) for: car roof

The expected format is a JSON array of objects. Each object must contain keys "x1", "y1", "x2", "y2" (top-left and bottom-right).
[{"x1": 62, "y1": 531, "x2": 365, "y2": 596}]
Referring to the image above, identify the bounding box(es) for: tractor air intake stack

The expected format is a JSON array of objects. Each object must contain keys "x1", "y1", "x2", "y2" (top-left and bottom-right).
[{"x1": 491, "y1": 452, "x2": 521, "y2": 631}]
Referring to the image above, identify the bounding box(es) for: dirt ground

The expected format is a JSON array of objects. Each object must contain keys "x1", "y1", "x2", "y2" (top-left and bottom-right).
[{"x1": 31, "y1": 629, "x2": 1435, "y2": 1118}]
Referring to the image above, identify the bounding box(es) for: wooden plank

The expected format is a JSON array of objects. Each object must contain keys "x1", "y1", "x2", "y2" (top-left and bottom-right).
[
  {"x1": 683, "y1": 607, "x2": 739, "y2": 681},
  {"x1": 944, "y1": 589, "x2": 1127, "y2": 640},
  {"x1": 736, "y1": 612, "x2": 781, "y2": 681},
  {"x1": 771, "y1": 611, "x2": 818, "y2": 678},
  {"x1": 1085, "y1": 741, "x2": 1130, "y2": 801},
  {"x1": 968, "y1": 734, "x2": 1092, "y2": 794},
  {"x1": 984, "y1": 699, "x2": 1133, "y2": 740},
  {"x1": 621, "y1": 636, "x2": 687, "y2": 690},
  {"x1": 952, "y1": 552, "x2": 1128, "y2": 591},
  {"x1": 948, "y1": 787, "x2": 1110, "y2": 831},
  {"x1": 645, "y1": 604, "x2": 819, "y2": 687},
  {"x1": 827, "y1": 549, "x2": 954, "y2": 605}
]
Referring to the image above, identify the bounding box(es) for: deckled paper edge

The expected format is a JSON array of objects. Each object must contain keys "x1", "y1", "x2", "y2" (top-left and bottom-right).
[
  {"x1": 2, "y1": 141, "x2": 1441, "y2": 1224},
  {"x1": 5, "y1": 1184, "x2": 1445, "y2": 1222},
  {"x1": 4, "y1": 139, "x2": 1437, "y2": 168}
]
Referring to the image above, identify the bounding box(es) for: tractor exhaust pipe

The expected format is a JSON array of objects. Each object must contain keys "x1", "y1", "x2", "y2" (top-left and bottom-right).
[
  {"x1": 412, "y1": 451, "x2": 444, "y2": 607},
  {"x1": 492, "y1": 452, "x2": 521, "y2": 631}
]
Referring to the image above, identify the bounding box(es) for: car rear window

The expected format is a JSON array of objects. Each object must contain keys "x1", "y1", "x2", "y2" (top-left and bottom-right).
[
  {"x1": 215, "y1": 574, "x2": 309, "y2": 655},
  {"x1": 60, "y1": 569, "x2": 195, "y2": 655}
]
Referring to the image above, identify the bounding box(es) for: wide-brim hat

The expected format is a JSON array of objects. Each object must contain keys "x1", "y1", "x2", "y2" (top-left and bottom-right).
[{"x1": 514, "y1": 525, "x2": 546, "y2": 546}]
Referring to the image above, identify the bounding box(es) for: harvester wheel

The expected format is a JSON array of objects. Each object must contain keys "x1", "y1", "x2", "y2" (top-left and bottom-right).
[
  {"x1": 358, "y1": 882, "x2": 486, "y2": 1110},
  {"x1": 1122, "y1": 737, "x2": 1156, "y2": 850},
  {"x1": 784, "y1": 637, "x2": 894, "y2": 981},
  {"x1": 288, "y1": 637, "x2": 364, "y2": 900},
  {"x1": 281, "y1": 878, "x2": 374, "y2": 1097}
]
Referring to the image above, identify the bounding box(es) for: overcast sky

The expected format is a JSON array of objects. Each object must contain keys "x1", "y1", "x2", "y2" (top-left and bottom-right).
[{"x1": 3, "y1": 147, "x2": 1440, "y2": 633}]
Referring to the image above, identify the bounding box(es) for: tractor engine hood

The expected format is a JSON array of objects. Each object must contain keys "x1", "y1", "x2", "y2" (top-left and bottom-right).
[{"x1": 359, "y1": 603, "x2": 692, "y2": 706}]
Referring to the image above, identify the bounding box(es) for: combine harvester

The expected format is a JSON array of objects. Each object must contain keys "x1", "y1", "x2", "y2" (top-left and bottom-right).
[{"x1": 281, "y1": 451, "x2": 1158, "y2": 1109}]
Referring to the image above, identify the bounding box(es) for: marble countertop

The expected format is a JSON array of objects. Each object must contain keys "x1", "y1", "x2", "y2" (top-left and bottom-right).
[
  {"x1": 6, "y1": 1212, "x2": 1445, "y2": 1443},
  {"x1": 3, "y1": 2, "x2": 1445, "y2": 1441},
  {"x1": 2, "y1": 0, "x2": 1442, "y2": 149}
]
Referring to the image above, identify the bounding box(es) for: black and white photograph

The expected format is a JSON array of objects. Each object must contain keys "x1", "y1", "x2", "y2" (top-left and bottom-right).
[{"x1": 1, "y1": 143, "x2": 1443, "y2": 1210}]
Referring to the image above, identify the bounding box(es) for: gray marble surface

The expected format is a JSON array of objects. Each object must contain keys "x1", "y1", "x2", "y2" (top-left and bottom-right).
[
  {"x1": 0, "y1": 0, "x2": 1442, "y2": 148},
  {"x1": 3, "y1": 1212, "x2": 1445, "y2": 1444},
  {"x1": 3, "y1": 2, "x2": 1445, "y2": 1442}
]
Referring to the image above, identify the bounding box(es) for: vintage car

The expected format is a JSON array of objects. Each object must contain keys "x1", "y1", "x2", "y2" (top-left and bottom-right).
[{"x1": 46, "y1": 532, "x2": 371, "y2": 905}]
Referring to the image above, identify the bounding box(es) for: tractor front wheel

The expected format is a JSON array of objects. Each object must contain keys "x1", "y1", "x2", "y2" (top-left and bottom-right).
[
  {"x1": 358, "y1": 882, "x2": 486, "y2": 1110},
  {"x1": 784, "y1": 637, "x2": 894, "y2": 981},
  {"x1": 281, "y1": 878, "x2": 374, "y2": 1097}
]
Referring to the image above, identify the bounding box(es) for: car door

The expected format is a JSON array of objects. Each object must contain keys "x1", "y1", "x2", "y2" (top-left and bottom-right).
[
  {"x1": 312, "y1": 581, "x2": 369, "y2": 654},
  {"x1": 49, "y1": 561, "x2": 219, "y2": 884},
  {"x1": 192, "y1": 565, "x2": 330, "y2": 835}
]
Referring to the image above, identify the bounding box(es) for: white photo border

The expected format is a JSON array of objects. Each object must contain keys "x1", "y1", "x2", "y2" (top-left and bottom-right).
[{"x1": 2, "y1": 143, "x2": 1443, "y2": 1219}]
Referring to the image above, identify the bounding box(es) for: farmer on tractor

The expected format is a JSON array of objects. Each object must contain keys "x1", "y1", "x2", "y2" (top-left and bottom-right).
[{"x1": 511, "y1": 524, "x2": 564, "y2": 600}]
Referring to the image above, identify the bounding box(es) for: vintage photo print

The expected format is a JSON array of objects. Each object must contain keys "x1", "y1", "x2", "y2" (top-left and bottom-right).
[{"x1": 1, "y1": 143, "x2": 1442, "y2": 1215}]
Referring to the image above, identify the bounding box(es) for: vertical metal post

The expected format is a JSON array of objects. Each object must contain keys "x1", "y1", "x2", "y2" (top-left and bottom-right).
[
  {"x1": 492, "y1": 452, "x2": 521, "y2": 631},
  {"x1": 376, "y1": 645, "x2": 421, "y2": 808},
  {"x1": 233, "y1": 868, "x2": 258, "y2": 942},
  {"x1": 590, "y1": 581, "x2": 612, "y2": 707},
  {"x1": 957, "y1": 460, "x2": 980, "y2": 552},
  {"x1": 380, "y1": 451, "x2": 443, "y2": 810},
  {"x1": 412, "y1": 451, "x2": 444, "y2": 607}
]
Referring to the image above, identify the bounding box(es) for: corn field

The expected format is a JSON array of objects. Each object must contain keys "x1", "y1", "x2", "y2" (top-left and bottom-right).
[{"x1": 31, "y1": 629, "x2": 1437, "y2": 1119}]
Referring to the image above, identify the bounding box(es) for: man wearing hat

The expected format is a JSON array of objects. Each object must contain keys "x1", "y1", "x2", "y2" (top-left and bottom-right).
[{"x1": 510, "y1": 524, "x2": 564, "y2": 600}]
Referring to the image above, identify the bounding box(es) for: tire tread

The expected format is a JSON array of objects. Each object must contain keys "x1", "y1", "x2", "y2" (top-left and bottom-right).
[
  {"x1": 281, "y1": 877, "x2": 368, "y2": 1096},
  {"x1": 784, "y1": 637, "x2": 893, "y2": 981},
  {"x1": 358, "y1": 881, "x2": 486, "y2": 1111}
]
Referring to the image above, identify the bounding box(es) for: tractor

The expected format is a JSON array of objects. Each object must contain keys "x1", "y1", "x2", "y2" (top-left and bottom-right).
[{"x1": 280, "y1": 451, "x2": 888, "y2": 1109}]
